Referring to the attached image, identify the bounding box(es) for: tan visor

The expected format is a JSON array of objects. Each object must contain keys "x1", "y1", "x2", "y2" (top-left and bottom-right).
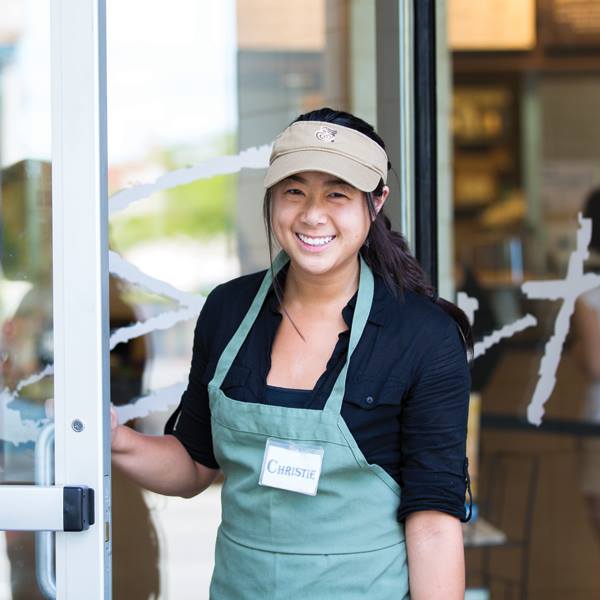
[{"x1": 263, "y1": 121, "x2": 388, "y2": 192}]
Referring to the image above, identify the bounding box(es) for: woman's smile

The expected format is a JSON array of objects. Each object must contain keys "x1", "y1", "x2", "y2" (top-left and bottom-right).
[{"x1": 295, "y1": 232, "x2": 336, "y2": 252}]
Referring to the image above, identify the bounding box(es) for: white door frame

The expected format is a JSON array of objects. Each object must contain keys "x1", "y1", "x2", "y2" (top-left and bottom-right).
[
  {"x1": 0, "y1": 0, "x2": 112, "y2": 600},
  {"x1": 0, "y1": 1, "x2": 110, "y2": 598},
  {"x1": 51, "y1": 0, "x2": 110, "y2": 597}
]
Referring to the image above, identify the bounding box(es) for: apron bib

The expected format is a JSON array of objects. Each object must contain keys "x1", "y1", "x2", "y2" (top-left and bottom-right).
[{"x1": 208, "y1": 251, "x2": 409, "y2": 600}]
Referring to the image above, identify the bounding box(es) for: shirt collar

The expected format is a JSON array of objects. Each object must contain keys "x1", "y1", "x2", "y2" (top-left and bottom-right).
[{"x1": 265, "y1": 261, "x2": 391, "y2": 327}]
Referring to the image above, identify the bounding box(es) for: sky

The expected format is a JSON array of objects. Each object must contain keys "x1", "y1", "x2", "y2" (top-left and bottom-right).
[{"x1": 1, "y1": 0, "x2": 238, "y2": 167}]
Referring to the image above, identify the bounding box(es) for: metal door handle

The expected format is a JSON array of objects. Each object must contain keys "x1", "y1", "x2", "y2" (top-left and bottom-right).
[
  {"x1": 0, "y1": 424, "x2": 95, "y2": 599},
  {"x1": 35, "y1": 422, "x2": 56, "y2": 600}
]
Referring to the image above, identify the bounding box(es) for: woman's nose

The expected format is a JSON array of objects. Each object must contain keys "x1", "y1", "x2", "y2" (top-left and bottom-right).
[{"x1": 300, "y1": 196, "x2": 327, "y2": 226}]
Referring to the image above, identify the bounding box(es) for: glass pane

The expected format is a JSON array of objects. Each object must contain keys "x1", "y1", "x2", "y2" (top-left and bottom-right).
[
  {"x1": 107, "y1": 0, "x2": 376, "y2": 597},
  {"x1": 445, "y1": 1, "x2": 600, "y2": 597},
  {"x1": 0, "y1": 0, "x2": 54, "y2": 597}
]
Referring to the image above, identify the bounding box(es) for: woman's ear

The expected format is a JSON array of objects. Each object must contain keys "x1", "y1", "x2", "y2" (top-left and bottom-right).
[{"x1": 372, "y1": 186, "x2": 390, "y2": 220}]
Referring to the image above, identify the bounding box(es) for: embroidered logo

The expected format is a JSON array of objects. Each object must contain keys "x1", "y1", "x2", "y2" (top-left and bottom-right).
[{"x1": 315, "y1": 126, "x2": 337, "y2": 142}]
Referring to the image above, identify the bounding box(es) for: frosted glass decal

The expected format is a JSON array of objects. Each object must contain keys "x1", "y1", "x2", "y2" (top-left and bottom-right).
[
  {"x1": 109, "y1": 250, "x2": 203, "y2": 307},
  {"x1": 109, "y1": 307, "x2": 201, "y2": 351},
  {"x1": 109, "y1": 144, "x2": 272, "y2": 216},
  {"x1": 473, "y1": 314, "x2": 538, "y2": 360},
  {"x1": 459, "y1": 216, "x2": 599, "y2": 424},
  {"x1": 114, "y1": 382, "x2": 187, "y2": 424},
  {"x1": 457, "y1": 290, "x2": 538, "y2": 361},
  {"x1": 523, "y1": 214, "x2": 600, "y2": 425},
  {"x1": 457, "y1": 291, "x2": 479, "y2": 325},
  {"x1": 108, "y1": 250, "x2": 205, "y2": 349},
  {"x1": 0, "y1": 365, "x2": 54, "y2": 445}
]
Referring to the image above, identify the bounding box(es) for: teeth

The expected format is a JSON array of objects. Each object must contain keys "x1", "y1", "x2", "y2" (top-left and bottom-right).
[{"x1": 297, "y1": 233, "x2": 334, "y2": 246}]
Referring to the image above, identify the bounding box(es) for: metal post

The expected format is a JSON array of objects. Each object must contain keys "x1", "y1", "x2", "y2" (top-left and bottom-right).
[
  {"x1": 413, "y1": 0, "x2": 438, "y2": 288},
  {"x1": 375, "y1": 0, "x2": 415, "y2": 249}
]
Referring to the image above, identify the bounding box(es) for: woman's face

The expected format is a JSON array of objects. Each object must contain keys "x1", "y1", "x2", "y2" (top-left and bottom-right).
[{"x1": 270, "y1": 170, "x2": 388, "y2": 277}]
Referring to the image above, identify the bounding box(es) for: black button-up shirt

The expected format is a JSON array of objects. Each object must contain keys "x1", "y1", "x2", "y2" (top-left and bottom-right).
[{"x1": 165, "y1": 264, "x2": 472, "y2": 522}]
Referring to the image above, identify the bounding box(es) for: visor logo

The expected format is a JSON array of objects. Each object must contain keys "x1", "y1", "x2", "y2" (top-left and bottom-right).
[{"x1": 315, "y1": 126, "x2": 337, "y2": 143}]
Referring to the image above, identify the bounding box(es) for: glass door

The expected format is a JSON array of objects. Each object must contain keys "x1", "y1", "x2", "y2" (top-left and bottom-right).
[
  {"x1": 437, "y1": 1, "x2": 600, "y2": 597},
  {"x1": 0, "y1": 1, "x2": 110, "y2": 598},
  {"x1": 103, "y1": 1, "x2": 393, "y2": 598}
]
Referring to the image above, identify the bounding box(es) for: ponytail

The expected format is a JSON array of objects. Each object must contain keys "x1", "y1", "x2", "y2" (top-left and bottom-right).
[{"x1": 363, "y1": 186, "x2": 474, "y2": 361}]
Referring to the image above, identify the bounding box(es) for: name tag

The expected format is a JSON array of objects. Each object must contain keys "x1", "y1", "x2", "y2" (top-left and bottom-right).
[{"x1": 259, "y1": 438, "x2": 324, "y2": 496}]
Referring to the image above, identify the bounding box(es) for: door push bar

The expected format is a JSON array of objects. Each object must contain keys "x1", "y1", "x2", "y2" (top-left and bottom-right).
[
  {"x1": 0, "y1": 485, "x2": 94, "y2": 531},
  {"x1": 0, "y1": 421, "x2": 95, "y2": 532},
  {"x1": 0, "y1": 424, "x2": 96, "y2": 599}
]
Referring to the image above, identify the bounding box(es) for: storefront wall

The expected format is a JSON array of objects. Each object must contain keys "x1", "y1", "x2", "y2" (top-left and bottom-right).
[{"x1": 1, "y1": 0, "x2": 599, "y2": 598}]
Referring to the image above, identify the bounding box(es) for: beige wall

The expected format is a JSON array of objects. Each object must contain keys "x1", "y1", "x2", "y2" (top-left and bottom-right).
[
  {"x1": 448, "y1": 0, "x2": 536, "y2": 51},
  {"x1": 237, "y1": 0, "x2": 325, "y2": 51}
]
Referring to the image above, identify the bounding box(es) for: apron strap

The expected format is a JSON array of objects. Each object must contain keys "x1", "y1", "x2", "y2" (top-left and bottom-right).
[
  {"x1": 210, "y1": 250, "x2": 290, "y2": 389},
  {"x1": 323, "y1": 254, "x2": 374, "y2": 416},
  {"x1": 210, "y1": 250, "x2": 375, "y2": 414}
]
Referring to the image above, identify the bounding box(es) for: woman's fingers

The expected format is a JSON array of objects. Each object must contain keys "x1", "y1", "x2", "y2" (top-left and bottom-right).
[{"x1": 110, "y1": 405, "x2": 119, "y2": 443}]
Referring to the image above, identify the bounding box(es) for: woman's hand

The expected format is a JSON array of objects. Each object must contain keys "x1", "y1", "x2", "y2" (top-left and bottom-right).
[
  {"x1": 110, "y1": 404, "x2": 119, "y2": 445},
  {"x1": 110, "y1": 404, "x2": 128, "y2": 453},
  {"x1": 110, "y1": 409, "x2": 219, "y2": 497}
]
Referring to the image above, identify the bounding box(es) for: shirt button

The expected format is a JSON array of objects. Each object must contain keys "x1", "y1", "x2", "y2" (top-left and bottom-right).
[{"x1": 365, "y1": 396, "x2": 374, "y2": 405}]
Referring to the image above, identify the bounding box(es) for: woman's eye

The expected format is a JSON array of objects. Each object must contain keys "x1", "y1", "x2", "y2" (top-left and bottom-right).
[
  {"x1": 328, "y1": 192, "x2": 347, "y2": 199},
  {"x1": 285, "y1": 188, "x2": 303, "y2": 195}
]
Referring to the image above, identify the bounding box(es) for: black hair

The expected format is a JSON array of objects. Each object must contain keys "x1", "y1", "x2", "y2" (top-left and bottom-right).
[
  {"x1": 583, "y1": 188, "x2": 600, "y2": 254},
  {"x1": 263, "y1": 107, "x2": 473, "y2": 359}
]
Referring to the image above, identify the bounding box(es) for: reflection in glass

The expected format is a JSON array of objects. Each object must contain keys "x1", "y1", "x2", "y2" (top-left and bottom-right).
[{"x1": 1, "y1": 13, "x2": 53, "y2": 589}]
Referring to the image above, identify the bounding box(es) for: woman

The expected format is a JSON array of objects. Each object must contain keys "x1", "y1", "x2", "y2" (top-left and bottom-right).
[{"x1": 111, "y1": 108, "x2": 473, "y2": 599}]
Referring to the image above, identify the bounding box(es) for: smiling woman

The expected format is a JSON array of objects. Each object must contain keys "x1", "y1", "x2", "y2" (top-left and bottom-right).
[
  {"x1": 270, "y1": 170, "x2": 383, "y2": 272},
  {"x1": 112, "y1": 106, "x2": 474, "y2": 600}
]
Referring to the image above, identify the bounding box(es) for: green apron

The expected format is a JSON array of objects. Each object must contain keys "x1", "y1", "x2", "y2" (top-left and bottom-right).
[{"x1": 208, "y1": 251, "x2": 409, "y2": 599}]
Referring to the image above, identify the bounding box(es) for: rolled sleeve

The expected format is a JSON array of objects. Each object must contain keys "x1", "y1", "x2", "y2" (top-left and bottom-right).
[
  {"x1": 163, "y1": 289, "x2": 220, "y2": 470},
  {"x1": 397, "y1": 318, "x2": 471, "y2": 522}
]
